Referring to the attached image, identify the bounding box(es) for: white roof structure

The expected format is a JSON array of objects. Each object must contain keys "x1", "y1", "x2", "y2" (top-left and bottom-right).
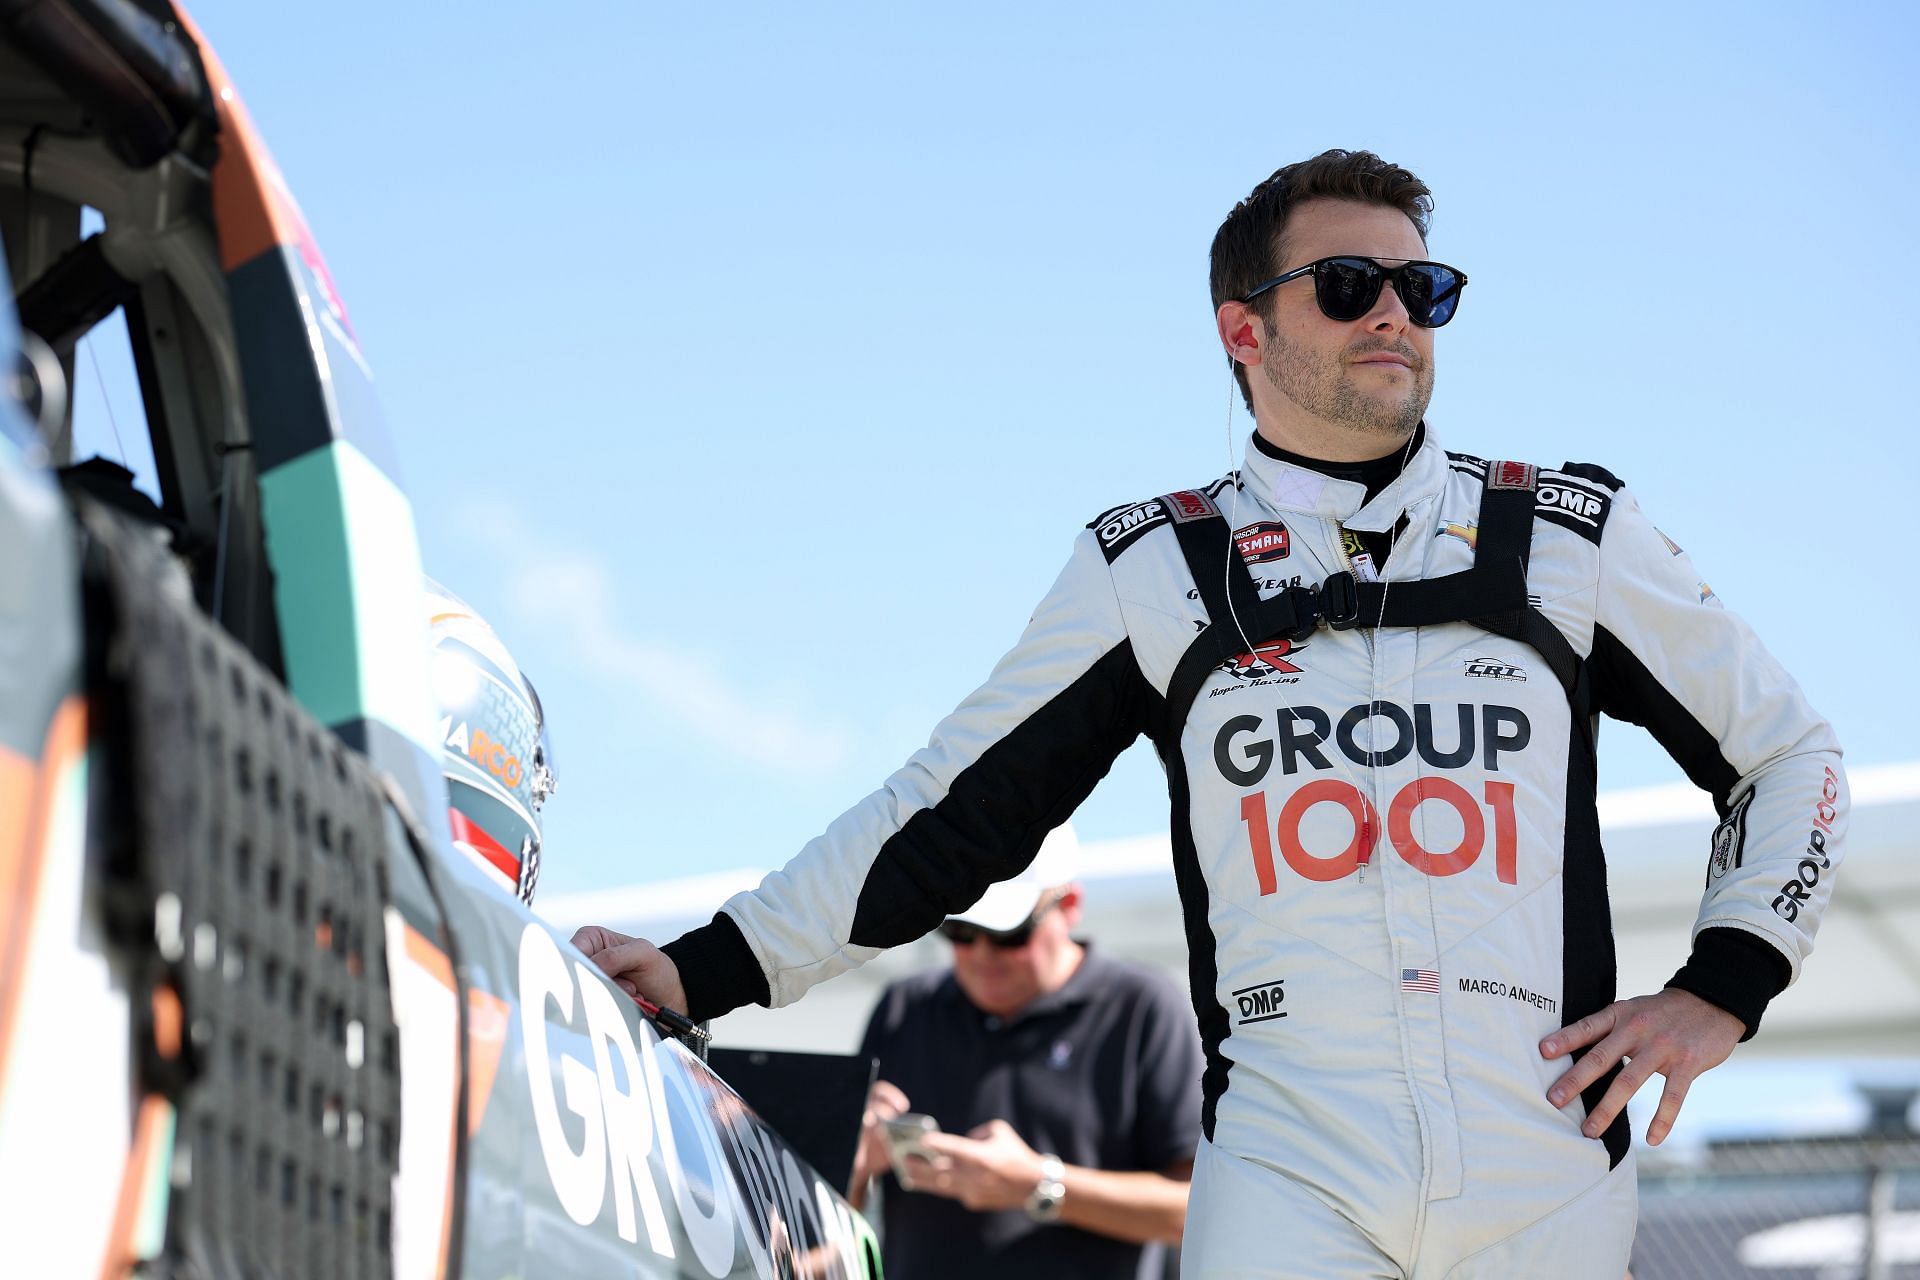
[{"x1": 543, "y1": 762, "x2": 1920, "y2": 1059}]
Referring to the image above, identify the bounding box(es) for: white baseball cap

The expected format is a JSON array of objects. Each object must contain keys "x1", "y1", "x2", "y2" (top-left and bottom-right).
[{"x1": 946, "y1": 822, "x2": 1083, "y2": 933}]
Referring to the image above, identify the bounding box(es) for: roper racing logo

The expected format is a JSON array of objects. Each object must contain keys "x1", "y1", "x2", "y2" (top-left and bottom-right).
[
  {"x1": 1220, "y1": 639, "x2": 1307, "y2": 681},
  {"x1": 518, "y1": 926, "x2": 865, "y2": 1278},
  {"x1": 1770, "y1": 765, "x2": 1843, "y2": 923}
]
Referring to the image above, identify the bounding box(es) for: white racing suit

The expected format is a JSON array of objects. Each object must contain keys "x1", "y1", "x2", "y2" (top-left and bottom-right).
[{"x1": 662, "y1": 427, "x2": 1846, "y2": 1278}]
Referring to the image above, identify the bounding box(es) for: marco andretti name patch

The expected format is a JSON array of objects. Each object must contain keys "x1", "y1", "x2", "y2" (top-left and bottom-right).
[{"x1": 1457, "y1": 976, "x2": 1558, "y2": 1013}]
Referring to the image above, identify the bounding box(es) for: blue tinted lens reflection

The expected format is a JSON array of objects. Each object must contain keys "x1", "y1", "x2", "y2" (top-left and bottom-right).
[{"x1": 1407, "y1": 264, "x2": 1462, "y2": 327}]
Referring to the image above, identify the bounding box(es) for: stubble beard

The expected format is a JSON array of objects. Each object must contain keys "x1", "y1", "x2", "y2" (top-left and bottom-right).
[{"x1": 1262, "y1": 332, "x2": 1434, "y2": 445}]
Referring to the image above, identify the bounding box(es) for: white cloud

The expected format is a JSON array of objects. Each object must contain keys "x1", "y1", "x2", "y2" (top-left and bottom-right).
[{"x1": 458, "y1": 503, "x2": 850, "y2": 776}]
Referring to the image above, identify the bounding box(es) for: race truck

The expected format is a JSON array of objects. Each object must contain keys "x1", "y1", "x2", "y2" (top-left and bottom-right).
[{"x1": 0, "y1": 3, "x2": 879, "y2": 1275}]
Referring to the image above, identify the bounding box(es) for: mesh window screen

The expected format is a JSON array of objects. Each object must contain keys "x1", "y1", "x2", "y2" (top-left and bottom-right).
[{"x1": 82, "y1": 500, "x2": 402, "y2": 1280}]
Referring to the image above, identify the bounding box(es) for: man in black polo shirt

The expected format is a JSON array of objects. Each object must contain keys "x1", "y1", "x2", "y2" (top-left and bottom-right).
[{"x1": 849, "y1": 828, "x2": 1202, "y2": 1279}]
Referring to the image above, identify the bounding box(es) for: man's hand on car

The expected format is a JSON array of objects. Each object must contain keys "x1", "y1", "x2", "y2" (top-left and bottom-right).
[{"x1": 571, "y1": 925, "x2": 689, "y2": 1018}]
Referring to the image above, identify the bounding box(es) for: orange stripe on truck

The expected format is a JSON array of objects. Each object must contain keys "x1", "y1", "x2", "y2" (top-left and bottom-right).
[
  {"x1": 0, "y1": 697, "x2": 87, "y2": 1106},
  {"x1": 96, "y1": 1095, "x2": 171, "y2": 1280},
  {"x1": 171, "y1": 3, "x2": 359, "y2": 352}
]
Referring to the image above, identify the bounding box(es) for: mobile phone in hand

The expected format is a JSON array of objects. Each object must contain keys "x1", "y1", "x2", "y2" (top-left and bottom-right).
[{"x1": 883, "y1": 1112, "x2": 940, "y2": 1178}]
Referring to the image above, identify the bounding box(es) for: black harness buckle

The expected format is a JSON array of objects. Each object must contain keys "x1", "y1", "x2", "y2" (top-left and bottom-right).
[
  {"x1": 1320, "y1": 570, "x2": 1361, "y2": 630},
  {"x1": 1277, "y1": 583, "x2": 1322, "y2": 641}
]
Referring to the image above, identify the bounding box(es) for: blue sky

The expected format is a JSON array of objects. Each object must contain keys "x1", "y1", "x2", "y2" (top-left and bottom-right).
[{"x1": 81, "y1": 1, "x2": 1917, "y2": 899}]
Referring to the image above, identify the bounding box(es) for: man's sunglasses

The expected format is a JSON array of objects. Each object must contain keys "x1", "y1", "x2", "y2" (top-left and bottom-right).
[
  {"x1": 1241, "y1": 256, "x2": 1467, "y2": 328},
  {"x1": 938, "y1": 898, "x2": 1058, "y2": 950}
]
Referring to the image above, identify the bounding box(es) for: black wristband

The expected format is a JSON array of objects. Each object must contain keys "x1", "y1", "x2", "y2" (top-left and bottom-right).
[
  {"x1": 660, "y1": 912, "x2": 772, "y2": 1024},
  {"x1": 1665, "y1": 927, "x2": 1791, "y2": 1041}
]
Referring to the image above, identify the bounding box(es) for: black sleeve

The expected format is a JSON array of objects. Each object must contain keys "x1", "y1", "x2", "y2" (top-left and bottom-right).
[
  {"x1": 1665, "y1": 927, "x2": 1791, "y2": 1041},
  {"x1": 660, "y1": 912, "x2": 771, "y2": 1024}
]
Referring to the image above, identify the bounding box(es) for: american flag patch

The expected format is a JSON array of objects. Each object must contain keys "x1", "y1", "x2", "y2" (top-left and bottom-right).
[{"x1": 1401, "y1": 968, "x2": 1441, "y2": 993}]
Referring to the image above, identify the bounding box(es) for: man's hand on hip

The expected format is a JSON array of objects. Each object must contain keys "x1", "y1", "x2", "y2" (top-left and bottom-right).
[
  {"x1": 1540, "y1": 988, "x2": 1745, "y2": 1146},
  {"x1": 570, "y1": 925, "x2": 689, "y2": 1019},
  {"x1": 904, "y1": 1119, "x2": 1047, "y2": 1213}
]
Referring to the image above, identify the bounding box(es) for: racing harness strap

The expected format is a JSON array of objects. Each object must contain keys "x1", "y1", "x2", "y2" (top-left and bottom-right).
[{"x1": 1161, "y1": 463, "x2": 1587, "y2": 745}]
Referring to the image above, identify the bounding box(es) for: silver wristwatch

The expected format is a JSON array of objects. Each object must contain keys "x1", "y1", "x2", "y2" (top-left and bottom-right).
[{"x1": 1024, "y1": 1154, "x2": 1066, "y2": 1223}]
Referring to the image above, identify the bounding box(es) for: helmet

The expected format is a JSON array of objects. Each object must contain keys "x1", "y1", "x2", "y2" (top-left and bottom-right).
[{"x1": 425, "y1": 580, "x2": 556, "y2": 904}]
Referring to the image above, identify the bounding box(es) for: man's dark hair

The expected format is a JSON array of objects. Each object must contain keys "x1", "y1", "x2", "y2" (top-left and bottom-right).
[{"x1": 1210, "y1": 149, "x2": 1434, "y2": 415}]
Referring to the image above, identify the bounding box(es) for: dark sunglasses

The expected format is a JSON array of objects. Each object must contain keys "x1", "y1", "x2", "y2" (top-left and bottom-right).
[
  {"x1": 1242, "y1": 256, "x2": 1467, "y2": 328},
  {"x1": 938, "y1": 898, "x2": 1058, "y2": 950}
]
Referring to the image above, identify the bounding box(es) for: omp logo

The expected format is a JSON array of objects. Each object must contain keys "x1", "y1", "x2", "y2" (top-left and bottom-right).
[
  {"x1": 1537, "y1": 484, "x2": 1604, "y2": 523},
  {"x1": 1232, "y1": 521, "x2": 1291, "y2": 564},
  {"x1": 1098, "y1": 501, "x2": 1162, "y2": 546},
  {"x1": 518, "y1": 926, "x2": 863, "y2": 1278},
  {"x1": 1464, "y1": 656, "x2": 1526, "y2": 682},
  {"x1": 1232, "y1": 979, "x2": 1287, "y2": 1025}
]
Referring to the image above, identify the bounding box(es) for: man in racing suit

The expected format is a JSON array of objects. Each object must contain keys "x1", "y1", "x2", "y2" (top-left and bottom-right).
[{"x1": 576, "y1": 149, "x2": 1845, "y2": 1277}]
